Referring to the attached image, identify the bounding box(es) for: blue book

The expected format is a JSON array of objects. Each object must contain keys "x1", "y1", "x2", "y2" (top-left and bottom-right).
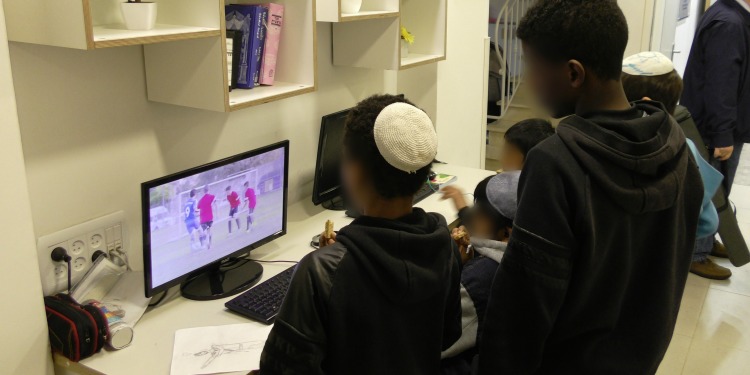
[
  {"x1": 249, "y1": 6, "x2": 268, "y2": 86},
  {"x1": 225, "y1": 5, "x2": 255, "y2": 89}
]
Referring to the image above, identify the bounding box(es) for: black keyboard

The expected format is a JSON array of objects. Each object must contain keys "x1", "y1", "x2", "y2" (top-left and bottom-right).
[
  {"x1": 413, "y1": 182, "x2": 437, "y2": 204},
  {"x1": 225, "y1": 265, "x2": 296, "y2": 324}
]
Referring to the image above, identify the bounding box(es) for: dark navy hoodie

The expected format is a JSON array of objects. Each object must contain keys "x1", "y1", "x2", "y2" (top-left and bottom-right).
[
  {"x1": 478, "y1": 102, "x2": 704, "y2": 374},
  {"x1": 261, "y1": 208, "x2": 462, "y2": 375}
]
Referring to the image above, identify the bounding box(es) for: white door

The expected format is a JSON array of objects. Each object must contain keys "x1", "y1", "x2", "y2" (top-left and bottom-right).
[
  {"x1": 618, "y1": 0, "x2": 656, "y2": 57},
  {"x1": 656, "y1": 0, "x2": 711, "y2": 76}
]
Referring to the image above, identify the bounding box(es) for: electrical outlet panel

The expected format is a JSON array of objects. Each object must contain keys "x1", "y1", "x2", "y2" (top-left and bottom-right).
[{"x1": 37, "y1": 211, "x2": 128, "y2": 296}]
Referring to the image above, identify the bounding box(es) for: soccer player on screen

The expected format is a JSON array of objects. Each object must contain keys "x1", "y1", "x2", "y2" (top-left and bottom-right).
[
  {"x1": 197, "y1": 185, "x2": 216, "y2": 250},
  {"x1": 226, "y1": 186, "x2": 241, "y2": 235},
  {"x1": 184, "y1": 189, "x2": 200, "y2": 250},
  {"x1": 244, "y1": 181, "x2": 257, "y2": 232}
]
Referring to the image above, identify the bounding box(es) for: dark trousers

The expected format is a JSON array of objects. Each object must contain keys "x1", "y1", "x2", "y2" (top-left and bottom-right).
[{"x1": 709, "y1": 142, "x2": 745, "y2": 196}]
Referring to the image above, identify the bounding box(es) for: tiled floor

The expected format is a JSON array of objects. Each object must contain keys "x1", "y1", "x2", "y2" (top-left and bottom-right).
[{"x1": 657, "y1": 151, "x2": 750, "y2": 374}]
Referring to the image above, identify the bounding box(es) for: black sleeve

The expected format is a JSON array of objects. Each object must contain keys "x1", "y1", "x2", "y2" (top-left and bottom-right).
[
  {"x1": 478, "y1": 145, "x2": 578, "y2": 374},
  {"x1": 457, "y1": 207, "x2": 472, "y2": 226},
  {"x1": 699, "y1": 21, "x2": 745, "y2": 147},
  {"x1": 260, "y1": 245, "x2": 345, "y2": 375},
  {"x1": 442, "y1": 247, "x2": 463, "y2": 350}
]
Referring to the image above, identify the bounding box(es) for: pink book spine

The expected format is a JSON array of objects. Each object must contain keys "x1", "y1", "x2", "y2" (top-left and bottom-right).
[{"x1": 260, "y1": 3, "x2": 284, "y2": 85}]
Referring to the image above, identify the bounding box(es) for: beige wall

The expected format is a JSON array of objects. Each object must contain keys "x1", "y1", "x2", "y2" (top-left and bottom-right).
[
  {"x1": 436, "y1": 0, "x2": 490, "y2": 168},
  {"x1": 0, "y1": 3, "x2": 54, "y2": 374},
  {"x1": 8, "y1": 26, "x2": 444, "y2": 275},
  {"x1": 618, "y1": 0, "x2": 656, "y2": 57}
]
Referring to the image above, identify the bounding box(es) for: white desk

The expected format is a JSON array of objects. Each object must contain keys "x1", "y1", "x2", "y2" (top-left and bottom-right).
[{"x1": 58, "y1": 164, "x2": 494, "y2": 375}]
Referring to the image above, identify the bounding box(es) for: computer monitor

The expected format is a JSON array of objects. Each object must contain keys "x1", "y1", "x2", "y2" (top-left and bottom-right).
[
  {"x1": 142, "y1": 141, "x2": 289, "y2": 301},
  {"x1": 312, "y1": 109, "x2": 349, "y2": 209}
]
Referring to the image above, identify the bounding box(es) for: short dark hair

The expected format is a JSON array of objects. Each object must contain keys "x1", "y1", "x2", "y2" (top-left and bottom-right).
[
  {"x1": 226, "y1": 186, "x2": 231, "y2": 191},
  {"x1": 517, "y1": 0, "x2": 629, "y2": 81},
  {"x1": 344, "y1": 94, "x2": 432, "y2": 199},
  {"x1": 190, "y1": 189, "x2": 196, "y2": 198},
  {"x1": 621, "y1": 70, "x2": 683, "y2": 114},
  {"x1": 473, "y1": 176, "x2": 513, "y2": 233},
  {"x1": 504, "y1": 119, "x2": 555, "y2": 158}
]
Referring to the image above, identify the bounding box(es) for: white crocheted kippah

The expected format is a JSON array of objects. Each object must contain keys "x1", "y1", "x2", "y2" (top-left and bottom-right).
[
  {"x1": 622, "y1": 51, "x2": 675, "y2": 76},
  {"x1": 373, "y1": 102, "x2": 438, "y2": 174}
]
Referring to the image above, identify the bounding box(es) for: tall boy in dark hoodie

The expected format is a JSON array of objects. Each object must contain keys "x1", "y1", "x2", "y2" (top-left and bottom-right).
[
  {"x1": 478, "y1": 1, "x2": 704, "y2": 374},
  {"x1": 260, "y1": 94, "x2": 462, "y2": 374}
]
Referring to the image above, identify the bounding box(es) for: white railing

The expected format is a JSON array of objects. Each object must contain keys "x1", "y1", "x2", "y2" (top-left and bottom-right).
[{"x1": 488, "y1": 0, "x2": 533, "y2": 120}]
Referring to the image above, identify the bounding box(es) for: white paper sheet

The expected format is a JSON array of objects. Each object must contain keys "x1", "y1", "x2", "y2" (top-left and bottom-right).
[
  {"x1": 171, "y1": 323, "x2": 272, "y2": 375},
  {"x1": 100, "y1": 271, "x2": 150, "y2": 326}
]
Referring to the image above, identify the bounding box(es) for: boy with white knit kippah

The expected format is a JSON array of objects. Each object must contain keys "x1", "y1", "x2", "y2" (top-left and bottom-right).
[
  {"x1": 260, "y1": 94, "x2": 462, "y2": 375},
  {"x1": 621, "y1": 51, "x2": 732, "y2": 280}
]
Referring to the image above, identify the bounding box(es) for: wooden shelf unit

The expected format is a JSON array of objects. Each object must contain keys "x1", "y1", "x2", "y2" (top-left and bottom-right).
[
  {"x1": 317, "y1": 0, "x2": 399, "y2": 22},
  {"x1": 145, "y1": 0, "x2": 317, "y2": 112},
  {"x1": 330, "y1": 0, "x2": 446, "y2": 70},
  {"x1": 3, "y1": 0, "x2": 222, "y2": 50}
]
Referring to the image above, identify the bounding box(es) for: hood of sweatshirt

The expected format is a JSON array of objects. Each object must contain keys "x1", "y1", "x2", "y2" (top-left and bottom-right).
[
  {"x1": 336, "y1": 208, "x2": 455, "y2": 305},
  {"x1": 471, "y1": 238, "x2": 507, "y2": 263},
  {"x1": 556, "y1": 101, "x2": 690, "y2": 215}
]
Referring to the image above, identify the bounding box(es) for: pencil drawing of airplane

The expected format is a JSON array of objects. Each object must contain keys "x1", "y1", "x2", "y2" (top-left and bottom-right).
[{"x1": 192, "y1": 341, "x2": 264, "y2": 369}]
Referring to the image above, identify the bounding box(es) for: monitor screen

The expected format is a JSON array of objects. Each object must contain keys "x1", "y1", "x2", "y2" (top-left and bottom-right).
[
  {"x1": 142, "y1": 141, "x2": 289, "y2": 296},
  {"x1": 312, "y1": 109, "x2": 349, "y2": 205}
]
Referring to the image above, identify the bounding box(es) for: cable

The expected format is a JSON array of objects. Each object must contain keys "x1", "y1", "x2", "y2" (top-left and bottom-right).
[
  {"x1": 148, "y1": 290, "x2": 168, "y2": 307},
  {"x1": 51, "y1": 247, "x2": 72, "y2": 294},
  {"x1": 66, "y1": 259, "x2": 72, "y2": 294},
  {"x1": 252, "y1": 260, "x2": 299, "y2": 264}
]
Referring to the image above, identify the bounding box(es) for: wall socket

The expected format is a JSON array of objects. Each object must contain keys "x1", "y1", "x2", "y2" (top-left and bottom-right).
[{"x1": 37, "y1": 211, "x2": 128, "y2": 296}]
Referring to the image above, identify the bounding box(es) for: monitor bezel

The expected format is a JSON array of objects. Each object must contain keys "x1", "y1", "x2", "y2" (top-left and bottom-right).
[
  {"x1": 312, "y1": 108, "x2": 350, "y2": 206},
  {"x1": 141, "y1": 140, "x2": 290, "y2": 297}
]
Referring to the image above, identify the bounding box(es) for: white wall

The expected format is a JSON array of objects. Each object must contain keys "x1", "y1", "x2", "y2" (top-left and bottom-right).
[
  {"x1": 8, "y1": 25, "x2": 401, "y2": 274},
  {"x1": 673, "y1": 0, "x2": 705, "y2": 75},
  {"x1": 436, "y1": 0, "x2": 490, "y2": 168},
  {"x1": 0, "y1": 3, "x2": 54, "y2": 374}
]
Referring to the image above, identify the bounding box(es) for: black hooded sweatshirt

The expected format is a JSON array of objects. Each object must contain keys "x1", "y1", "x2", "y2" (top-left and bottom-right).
[
  {"x1": 478, "y1": 102, "x2": 703, "y2": 374},
  {"x1": 260, "y1": 208, "x2": 462, "y2": 375}
]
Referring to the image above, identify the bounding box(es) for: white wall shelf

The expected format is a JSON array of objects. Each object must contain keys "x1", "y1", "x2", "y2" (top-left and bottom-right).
[
  {"x1": 92, "y1": 24, "x2": 220, "y2": 49},
  {"x1": 145, "y1": 0, "x2": 317, "y2": 112},
  {"x1": 330, "y1": 0, "x2": 446, "y2": 70},
  {"x1": 4, "y1": 0, "x2": 317, "y2": 112},
  {"x1": 3, "y1": 0, "x2": 222, "y2": 50},
  {"x1": 317, "y1": 0, "x2": 399, "y2": 22}
]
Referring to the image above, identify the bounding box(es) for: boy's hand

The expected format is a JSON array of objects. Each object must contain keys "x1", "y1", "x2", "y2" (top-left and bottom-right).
[
  {"x1": 440, "y1": 186, "x2": 468, "y2": 211},
  {"x1": 320, "y1": 220, "x2": 336, "y2": 247},
  {"x1": 320, "y1": 231, "x2": 337, "y2": 247}
]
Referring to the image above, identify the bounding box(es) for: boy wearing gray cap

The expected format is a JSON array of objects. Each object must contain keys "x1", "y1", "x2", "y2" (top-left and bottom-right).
[
  {"x1": 441, "y1": 172, "x2": 519, "y2": 374},
  {"x1": 260, "y1": 95, "x2": 461, "y2": 375}
]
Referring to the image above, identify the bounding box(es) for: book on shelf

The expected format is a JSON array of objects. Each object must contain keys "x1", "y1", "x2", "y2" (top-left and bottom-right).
[
  {"x1": 226, "y1": 30, "x2": 242, "y2": 91},
  {"x1": 250, "y1": 6, "x2": 269, "y2": 86},
  {"x1": 260, "y1": 3, "x2": 284, "y2": 86},
  {"x1": 225, "y1": 5, "x2": 255, "y2": 89}
]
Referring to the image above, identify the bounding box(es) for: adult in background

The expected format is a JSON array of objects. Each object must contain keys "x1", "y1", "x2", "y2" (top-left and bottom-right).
[{"x1": 682, "y1": 0, "x2": 749, "y2": 195}]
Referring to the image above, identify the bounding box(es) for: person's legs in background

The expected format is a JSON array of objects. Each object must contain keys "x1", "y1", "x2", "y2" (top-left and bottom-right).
[{"x1": 711, "y1": 142, "x2": 745, "y2": 257}]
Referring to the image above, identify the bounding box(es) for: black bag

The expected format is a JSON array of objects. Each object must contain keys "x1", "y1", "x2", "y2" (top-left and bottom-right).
[
  {"x1": 44, "y1": 294, "x2": 110, "y2": 362},
  {"x1": 675, "y1": 106, "x2": 750, "y2": 266}
]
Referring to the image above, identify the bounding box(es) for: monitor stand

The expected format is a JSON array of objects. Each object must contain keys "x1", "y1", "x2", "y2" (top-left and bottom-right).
[
  {"x1": 322, "y1": 195, "x2": 361, "y2": 218},
  {"x1": 180, "y1": 259, "x2": 263, "y2": 301}
]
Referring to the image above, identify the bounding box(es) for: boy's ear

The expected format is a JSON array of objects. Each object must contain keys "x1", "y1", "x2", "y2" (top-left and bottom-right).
[{"x1": 566, "y1": 59, "x2": 586, "y2": 89}]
